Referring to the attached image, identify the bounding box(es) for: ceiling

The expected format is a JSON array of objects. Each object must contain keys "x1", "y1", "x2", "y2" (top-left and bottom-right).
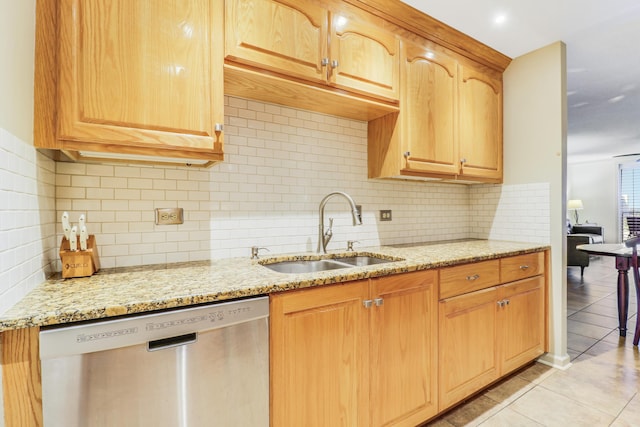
[{"x1": 401, "y1": 0, "x2": 640, "y2": 164}]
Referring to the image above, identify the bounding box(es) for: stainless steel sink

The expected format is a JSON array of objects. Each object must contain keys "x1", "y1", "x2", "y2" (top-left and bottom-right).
[
  {"x1": 262, "y1": 259, "x2": 351, "y2": 274},
  {"x1": 334, "y1": 256, "x2": 393, "y2": 267},
  {"x1": 260, "y1": 255, "x2": 402, "y2": 274}
]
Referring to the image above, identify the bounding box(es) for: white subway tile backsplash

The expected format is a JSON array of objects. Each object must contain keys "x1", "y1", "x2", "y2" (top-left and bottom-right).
[
  {"x1": 2, "y1": 96, "x2": 552, "y2": 299},
  {"x1": 0, "y1": 130, "x2": 57, "y2": 315}
]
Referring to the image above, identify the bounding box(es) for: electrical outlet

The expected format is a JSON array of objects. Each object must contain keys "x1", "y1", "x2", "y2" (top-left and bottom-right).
[
  {"x1": 155, "y1": 208, "x2": 184, "y2": 225},
  {"x1": 380, "y1": 210, "x2": 392, "y2": 221}
]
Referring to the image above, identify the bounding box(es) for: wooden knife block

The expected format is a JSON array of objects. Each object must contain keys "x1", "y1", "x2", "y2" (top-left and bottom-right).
[{"x1": 59, "y1": 235, "x2": 101, "y2": 279}]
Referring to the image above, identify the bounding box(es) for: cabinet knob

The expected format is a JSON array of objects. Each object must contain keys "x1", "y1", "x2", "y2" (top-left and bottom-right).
[
  {"x1": 404, "y1": 151, "x2": 411, "y2": 158},
  {"x1": 214, "y1": 123, "x2": 224, "y2": 132},
  {"x1": 497, "y1": 301, "x2": 504, "y2": 307},
  {"x1": 519, "y1": 265, "x2": 530, "y2": 270},
  {"x1": 363, "y1": 299, "x2": 373, "y2": 308},
  {"x1": 321, "y1": 58, "x2": 329, "y2": 66},
  {"x1": 460, "y1": 158, "x2": 467, "y2": 164},
  {"x1": 374, "y1": 298, "x2": 384, "y2": 307},
  {"x1": 331, "y1": 59, "x2": 339, "y2": 68},
  {"x1": 466, "y1": 274, "x2": 480, "y2": 281}
]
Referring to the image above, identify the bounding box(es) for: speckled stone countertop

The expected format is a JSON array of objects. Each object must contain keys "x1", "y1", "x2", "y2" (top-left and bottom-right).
[{"x1": 0, "y1": 240, "x2": 548, "y2": 332}]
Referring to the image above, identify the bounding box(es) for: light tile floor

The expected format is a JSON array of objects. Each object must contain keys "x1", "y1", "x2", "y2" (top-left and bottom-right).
[{"x1": 425, "y1": 256, "x2": 639, "y2": 426}]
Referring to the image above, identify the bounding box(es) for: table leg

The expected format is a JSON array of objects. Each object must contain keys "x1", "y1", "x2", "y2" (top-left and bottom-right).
[{"x1": 615, "y1": 256, "x2": 630, "y2": 337}]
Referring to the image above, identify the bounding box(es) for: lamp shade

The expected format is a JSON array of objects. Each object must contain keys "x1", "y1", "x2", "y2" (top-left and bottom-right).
[{"x1": 567, "y1": 199, "x2": 584, "y2": 210}]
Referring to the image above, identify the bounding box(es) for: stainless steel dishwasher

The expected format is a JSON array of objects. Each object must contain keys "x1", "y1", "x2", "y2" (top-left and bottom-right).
[{"x1": 39, "y1": 296, "x2": 269, "y2": 427}]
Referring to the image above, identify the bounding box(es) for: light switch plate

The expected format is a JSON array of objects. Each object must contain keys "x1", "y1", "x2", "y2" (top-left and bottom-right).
[{"x1": 155, "y1": 208, "x2": 184, "y2": 225}]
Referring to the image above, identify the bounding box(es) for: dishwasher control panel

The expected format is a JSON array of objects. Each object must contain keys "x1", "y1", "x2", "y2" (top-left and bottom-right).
[{"x1": 40, "y1": 296, "x2": 269, "y2": 359}]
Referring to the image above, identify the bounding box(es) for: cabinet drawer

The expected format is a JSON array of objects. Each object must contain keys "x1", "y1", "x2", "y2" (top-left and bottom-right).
[
  {"x1": 500, "y1": 252, "x2": 544, "y2": 283},
  {"x1": 439, "y1": 260, "x2": 500, "y2": 299}
]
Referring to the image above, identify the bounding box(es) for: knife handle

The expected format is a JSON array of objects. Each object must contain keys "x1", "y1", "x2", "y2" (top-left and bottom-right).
[
  {"x1": 69, "y1": 226, "x2": 78, "y2": 251},
  {"x1": 79, "y1": 226, "x2": 88, "y2": 251},
  {"x1": 62, "y1": 212, "x2": 71, "y2": 240}
]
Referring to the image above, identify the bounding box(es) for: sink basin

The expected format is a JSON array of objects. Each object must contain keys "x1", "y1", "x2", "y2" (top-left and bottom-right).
[
  {"x1": 334, "y1": 256, "x2": 394, "y2": 267},
  {"x1": 260, "y1": 254, "x2": 402, "y2": 274},
  {"x1": 262, "y1": 259, "x2": 351, "y2": 274}
]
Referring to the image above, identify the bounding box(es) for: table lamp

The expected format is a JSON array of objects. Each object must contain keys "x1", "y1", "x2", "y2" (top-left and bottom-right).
[{"x1": 568, "y1": 199, "x2": 583, "y2": 224}]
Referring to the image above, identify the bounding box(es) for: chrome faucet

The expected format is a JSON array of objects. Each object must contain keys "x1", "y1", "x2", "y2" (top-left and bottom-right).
[{"x1": 317, "y1": 192, "x2": 362, "y2": 253}]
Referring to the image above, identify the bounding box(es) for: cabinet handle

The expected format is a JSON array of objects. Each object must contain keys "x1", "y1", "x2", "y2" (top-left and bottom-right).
[
  {"x1": 321, "y1": 58, "x2": 329, "y2": 66},
  {"x1": 374, "y1": 298, "x2": 384, "y2": 307},
  {"x1": 331, "y1": 59, "x2": 339, "y2": 68},
  {"x1": 519, "y1": 265, "x2": 530, "y2": 270},
  {"x1": 466, "y1": 274, "x2": 480, "y2": 281},
  {"x1": 363, "y1": 299, "x2": 373, "y2": 308},
  {"x1": 214, "y1": 123, "x2": 223, "y2": 132}
]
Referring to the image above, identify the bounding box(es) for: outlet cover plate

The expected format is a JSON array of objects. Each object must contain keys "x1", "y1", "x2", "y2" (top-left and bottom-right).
[
  {"x1": 155, "y1": 208, "x2": 184, "y2": 225},
  {"x1": 380, "y1": 210, "x2": 392, "y2": 221}
]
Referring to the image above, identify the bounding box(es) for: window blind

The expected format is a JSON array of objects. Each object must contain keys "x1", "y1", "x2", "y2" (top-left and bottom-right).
[{"x1": 619, "y1": 163, "x2": 640, "y2": 240}]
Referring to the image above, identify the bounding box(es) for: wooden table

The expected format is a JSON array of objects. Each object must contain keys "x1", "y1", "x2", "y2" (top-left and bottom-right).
[{"x1": 577, "y1": 243, "x2": 638, "y2": 338}]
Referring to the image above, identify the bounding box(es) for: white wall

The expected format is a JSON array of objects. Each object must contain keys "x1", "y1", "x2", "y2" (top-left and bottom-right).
[
  {"x1": 470, "y1": 183, "x2": 550, "y2": 243},
  {"x1": 500, "y1": 41, "x2": 569, "y2": 368},
  {"x1": 0, "y1": 0, "x2": 57, "y2": 314},
  {"x1": 0, "y1": 1, "x2": 41, "y2": 424},
  {"x1": 567, "y1": 158, "x2": 620, "y2": 243}
]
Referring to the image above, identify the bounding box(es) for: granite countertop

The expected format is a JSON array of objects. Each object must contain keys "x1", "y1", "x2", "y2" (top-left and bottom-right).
[{"x1": 0, "y1": 240, "x2": 548, "y2": 332}]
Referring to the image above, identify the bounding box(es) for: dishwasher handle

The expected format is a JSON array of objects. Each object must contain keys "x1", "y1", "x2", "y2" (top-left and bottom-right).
[{"x1": 148, "y1": 332, "x2": 197, "y2": 352}]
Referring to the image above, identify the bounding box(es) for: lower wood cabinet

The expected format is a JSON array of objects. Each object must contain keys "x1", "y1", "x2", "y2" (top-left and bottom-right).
[
  {"x1": 270, "y1": 270, "x2": 438, "y2": 427},
  {"x1": 439, "y1": 261, "x2": 546, "y2": 411}
]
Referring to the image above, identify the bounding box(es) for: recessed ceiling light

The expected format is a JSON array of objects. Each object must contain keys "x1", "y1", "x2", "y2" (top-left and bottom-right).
[{"x1": 493, "y1": 13, "x2": 507, "y2": 25}]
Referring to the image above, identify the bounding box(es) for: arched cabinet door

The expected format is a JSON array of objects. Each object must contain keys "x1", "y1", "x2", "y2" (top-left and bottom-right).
[
  {"x1": 458, "y1": 62, "x2": 503, "y2": 181},
  {"x1": 402, "y1": 40, "x2": 458, "y2": 175},
  {"x1": 329, "y1": 12, "x2": 400, "y2": 102},
  {"x1": 225, "y1": 0, "x2": 328, "y2": 84}
]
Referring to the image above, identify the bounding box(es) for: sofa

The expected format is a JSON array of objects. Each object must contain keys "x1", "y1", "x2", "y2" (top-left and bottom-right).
[{"x1": 567, "y1": 222, "x2": 604, "y2": 278}]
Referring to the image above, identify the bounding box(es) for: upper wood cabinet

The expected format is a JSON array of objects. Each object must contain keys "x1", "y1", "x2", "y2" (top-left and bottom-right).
[
  {"x1": 458, "y1": 62, "x2": 503, "y2": 181},
  {"x1": 368, "y1": 37, "x2": 503, "y2": 183},
  {"x1": 270, "y1": 270, "x2": 438, "y2": 427},
  {"x1": 225, "y1": 0, "x2": 328, "y2": 85},
  {"x1": 225, "y1": 0, "x2": 400, "y2": 102},
  {"x1": 34, "y1": 0, "x2": 224, "y2": 167},
  {"x1": 401, "y1": 40, "x2": 458, "y2": 176}
]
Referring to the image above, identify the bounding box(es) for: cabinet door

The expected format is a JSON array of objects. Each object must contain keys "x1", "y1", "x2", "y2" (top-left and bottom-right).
[
  {"x1": 225, "y1": 0, "x2": 328, "y2": 84},
  {"x1": 439, "y1": 287, "x2": 499, "y2": 411},
  {"x1": 402, "y1": 40, "x2": 458, "y2": 175},
  {"x1": 329, "y1": 12, "x2": 400, "y2": 101},
  {"x1": 498, "y1": 276, "x2": 545, "y2": 374},
  {"x1": 270, "y1": 281, "x2": 370, "y2": 427},
  {"x1": 57, "y1": 0, "x2": 223, "y2": 154},
  {"x1": 370, "y1": 270, "x2": 438, "y2": 426},
  {"x1": 458, "y1": 63, "x2": 503, "y2": 181}
]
